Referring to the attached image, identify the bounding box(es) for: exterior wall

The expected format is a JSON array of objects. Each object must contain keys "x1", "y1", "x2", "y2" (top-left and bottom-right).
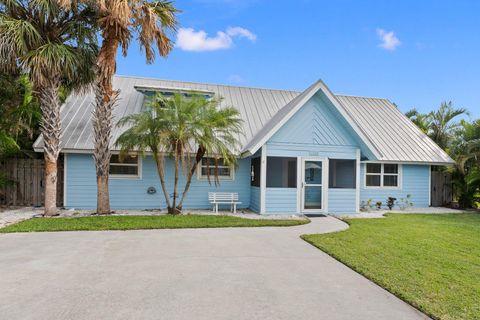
[
  {"x1": 265, "y1": 188, "x2": 297, "y2": 213},
  {"x1": 65, "y1": 153, "x2": 251, "y2": 210},
  {"x1": 329, "y1": 189, "x2": 357, "y2": 213},
  {"x1": 250, "y1": 186, "x2": 260, "y2": 212},
  {"x1": 360, "y1": 163, "x2": 430, "y2": 208}
]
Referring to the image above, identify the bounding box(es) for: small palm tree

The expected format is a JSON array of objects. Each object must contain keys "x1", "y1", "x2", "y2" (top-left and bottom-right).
[
  {"x1": 0, "y1": 0, "x2": 97, "y2": 215},
  {"x1": 116, "y1": 93, "x2": 242, "y2": 214}
]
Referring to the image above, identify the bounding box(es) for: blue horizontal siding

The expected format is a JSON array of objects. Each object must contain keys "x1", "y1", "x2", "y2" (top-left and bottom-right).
[
  {"x1": 360, "y1": 164, "x2": 430, "y2": 208},
  {"x1": 328, "y1": 189, "x2": 357, "y2": 213},
  {"x1": 66, "y1": 153, "x2": 251, "y2": 210},
  {"x1": 265, "y1": 188, "x2": 297, "y2": 213},
  {"x1": 250, "y1": 186, "x2": 260, "y2": 213}
]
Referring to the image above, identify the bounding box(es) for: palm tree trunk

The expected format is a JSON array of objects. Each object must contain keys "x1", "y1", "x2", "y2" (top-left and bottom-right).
[
  {"x1": 93, "y1": 34, "x2": 119, "y2": 215},
  {"x1": 153, "y1": 151, "x2": 171, "y2": 209},
  {"x1": 169, "y1": 144, "x2": 181, "y2": 214},
  {"x1": 177, "y1": 147, "x2": 205, "y2": 209},
  {"x1": 93, "y1": 82, "x2": 119, "y2": 214},
  {"x1": 38, "y1": 78, "x2": 61, "y2": 216}
]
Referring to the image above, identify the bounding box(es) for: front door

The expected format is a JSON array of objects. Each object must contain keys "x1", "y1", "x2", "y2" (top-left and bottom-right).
[{"x1": 301, "y1": 159, "x2": 325, "y2": 212}]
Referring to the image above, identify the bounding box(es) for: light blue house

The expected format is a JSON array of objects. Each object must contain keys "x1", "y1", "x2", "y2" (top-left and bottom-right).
[{"x1": 34, "y1": 76, "x2": 454, "y2": 214}]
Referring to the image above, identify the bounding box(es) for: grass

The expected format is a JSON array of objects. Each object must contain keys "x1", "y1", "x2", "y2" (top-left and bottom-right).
[
  {"x1": 302, "y1": 213, "x2": 480, "y2": 320},
  {"x1": 0, "y1": 214, "x2": 308, "y2": 233}
]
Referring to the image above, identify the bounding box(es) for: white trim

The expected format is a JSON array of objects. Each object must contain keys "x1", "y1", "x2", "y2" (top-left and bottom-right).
[
  {"x1": 196, "y1": 158, "x2": 235, "y2": 181},
  {"x1": 324, "y1": 159, "x2": 329, "y2": 213},
  {"x1": 355, "y1": 149, "x2": 361, "y2": 213},
  {"x1": 296, "y1": 156, "x2": 302, "y2": 213},
  {"x1": 63, "y1": 153, "x2": 68, "y2": 207},
  {"x1": 364, "y1": 163, "x2": 402, "y2": 189},
  {"x1": 428, "y1": 165, "x2": 432, "y2": 206},
  {"x1": 260, "y1": 144, "x2": 267, "y2": 214},
  {"x1": 109, "y1": 154, "x2": 142, "y2": 180}
]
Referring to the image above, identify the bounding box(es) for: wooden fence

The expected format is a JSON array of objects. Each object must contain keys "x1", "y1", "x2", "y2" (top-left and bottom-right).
[
  {"x1": 431, "y1": 171, "x2": 453, "y2": 206},
  {"x1": 0, "y1": 158, "x2": 63, "y2": 207}
]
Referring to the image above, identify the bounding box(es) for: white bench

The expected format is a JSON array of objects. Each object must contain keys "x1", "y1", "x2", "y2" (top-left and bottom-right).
[{"x1": 208, "y1": 192, "x2": 241, "y2": 214}]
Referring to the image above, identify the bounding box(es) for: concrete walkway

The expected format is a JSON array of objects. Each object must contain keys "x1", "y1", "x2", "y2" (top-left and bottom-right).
[{"x1": 0, "y1": 217, "x2": 428, "y2": 320}]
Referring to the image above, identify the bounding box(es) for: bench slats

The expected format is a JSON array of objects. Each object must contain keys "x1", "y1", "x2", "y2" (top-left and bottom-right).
[{"x1": 208, "y1": 192, "x2": 241, "y2": 213}]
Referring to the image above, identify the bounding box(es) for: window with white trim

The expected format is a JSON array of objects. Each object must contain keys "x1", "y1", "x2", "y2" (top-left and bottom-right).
[
  {"x1": 366, "y1": 163, "x2": 399, "y2": 187},
  {"x1": 199, "y1": 157, "x2": 234, "y2": 180},
  {"x1": 109, "y1": 154, "x2": 140, "y2": 178}
]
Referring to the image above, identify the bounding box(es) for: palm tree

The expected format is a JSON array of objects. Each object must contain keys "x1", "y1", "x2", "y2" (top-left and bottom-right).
[
  {"x1": 428, "y1": 101, "x2": 467, "y2": 150},
  {"x1": 116, "y1": 93, "x2": 242, "y2": 214},
  {"x1": 83, "y1": 0, "x2": 179, "y2": 214},
  {"x1": 405, "y1": 108, "x2": 431, "y2": 134},
  {"x1": 0, "y1": 0, "x2": 97, "y2": 215}
]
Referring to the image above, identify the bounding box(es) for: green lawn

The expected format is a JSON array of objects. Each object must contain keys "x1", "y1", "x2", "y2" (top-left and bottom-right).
[
  {"x1": 0, "y1": 214, "x2": 308, "y2": 233},
  {"x1": 302, "y1": 213, "x2": 480, "y2": 320}
]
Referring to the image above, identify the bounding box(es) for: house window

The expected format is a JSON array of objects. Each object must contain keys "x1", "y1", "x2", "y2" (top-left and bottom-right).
[
  {"x1": 109, "y1": 154, "x2": 140, "y2": 178},
  {"x1": 329, "y1": 159, "x2": 356, "y2": 189},
  {"x1": 199, "y1": 157, "x2": 234, "y2": 180},
  {"x1": 365, "y1": 163, "x2": 400, "y2": 188},
  {"x1": 266, "y1": 157, "x2": 297, "y2": 188}
]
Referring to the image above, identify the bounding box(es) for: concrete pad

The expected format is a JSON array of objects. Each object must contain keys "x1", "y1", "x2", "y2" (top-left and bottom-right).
[{"x1": 0, "y1": 217, "x2": 428, "y2": 320}]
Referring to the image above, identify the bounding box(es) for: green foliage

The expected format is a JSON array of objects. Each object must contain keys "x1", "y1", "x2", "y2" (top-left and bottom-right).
[
  {"x1": 302, "y1": 213, "x2": 480, "y2": 320},
  {"x1": 0, "y1": 215, "x2": 308, "y2": 233},
  {"x1": 0, "y1": 0, "x2": 98, "y2": 89},
  {"x1": 0, "y1": 73, "x2": 41, "y2": 157}
]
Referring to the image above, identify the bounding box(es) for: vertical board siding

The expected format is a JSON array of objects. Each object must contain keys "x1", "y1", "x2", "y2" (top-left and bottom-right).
[
  {"x1": 250, "y1": 186, "x2": 260, "y2": 212},
  {"x1": 0, "y1": 158, "x2": 63, "y2": 206},
  {"x1": 66, "y1": 154, "x2": 251, "y2": 210},
  {"x1": 265, "y1": 188, "x2": 297, "y2": 213},
  {"x1": 328, "y1": 189, "x2": 357, "y2": 213},
  {"x1": 360, "y1": 164, "x2": 430, "y2": 208}
]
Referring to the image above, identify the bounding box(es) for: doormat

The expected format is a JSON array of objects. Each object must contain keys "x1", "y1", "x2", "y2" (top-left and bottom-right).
[{"x1": 304, "y1": 213, "x2": 327, "y2": 218}]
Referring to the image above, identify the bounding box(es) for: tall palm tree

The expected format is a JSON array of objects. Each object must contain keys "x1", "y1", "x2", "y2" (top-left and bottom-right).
[
  {"x1": 116, "y1": 93, "x2": 242, "y2": 214},
  {"x1": 81, "y1": 0, "x2": 178, "y2": 214},
  {"x1": 428, "y1": 101, "x2": 467, "y2": 150},
  {"x1": 0, "y1": 0, "x2": 97, "y2": 215}
]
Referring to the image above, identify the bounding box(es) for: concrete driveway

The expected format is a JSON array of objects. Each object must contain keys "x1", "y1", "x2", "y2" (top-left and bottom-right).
[{"x1": 0, "y1": 217, "x2": 428, "y2": 320}]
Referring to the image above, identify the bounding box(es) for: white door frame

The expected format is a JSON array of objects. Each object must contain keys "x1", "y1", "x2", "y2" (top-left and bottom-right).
[{"x1": 299, "y1": 157, "x2": 327, "y2": 213}]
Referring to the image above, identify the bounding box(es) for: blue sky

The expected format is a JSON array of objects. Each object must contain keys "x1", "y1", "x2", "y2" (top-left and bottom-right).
[{"x1": 117, "y1": 0, "x2": 480, "y2": 117}]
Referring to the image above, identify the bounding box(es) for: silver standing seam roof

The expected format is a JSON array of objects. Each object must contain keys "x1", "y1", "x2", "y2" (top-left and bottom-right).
[{"x1": 33, "y1": 75, "x2": 454, "y2": 164}]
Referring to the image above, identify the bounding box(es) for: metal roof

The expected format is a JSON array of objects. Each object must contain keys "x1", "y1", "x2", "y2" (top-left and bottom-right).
[{"x1": 33, "y1": 75, "x2": 454, "y2": 164}]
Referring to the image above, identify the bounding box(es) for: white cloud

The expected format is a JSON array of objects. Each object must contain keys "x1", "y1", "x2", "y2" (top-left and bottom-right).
[
  {"x1": 376, "y1": 28, "x2": 401, "y2": 51},
  {"x1": 176, "y1": 26, "x2": 256, "y2": 52},
  {"x1": 226, "y1": 27, "x2": 257, "y2": 41}
]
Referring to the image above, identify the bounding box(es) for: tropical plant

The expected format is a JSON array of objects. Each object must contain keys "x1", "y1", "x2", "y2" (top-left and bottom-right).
[
  {"x1": 116, "y1": 93, "x2": 242, "y2": 214},
  {"x1": 449, "y1": 119, "x2": 480, "y2": 207},
  {"x1": 0, "y1": 0, "x2": 98, "y2": 215},
  {"x1": 428, "y1": 101, "x2": 467, "y2": 150},
  {"x1": 405, "y1": 108, "x2": 431, "y2": 134},
  {"x1": 0, "y1": 73, "x2": 41, "y2": 158},
  {"x1": 65, "y1": 0, "x2": 179, "y2": 215}
]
